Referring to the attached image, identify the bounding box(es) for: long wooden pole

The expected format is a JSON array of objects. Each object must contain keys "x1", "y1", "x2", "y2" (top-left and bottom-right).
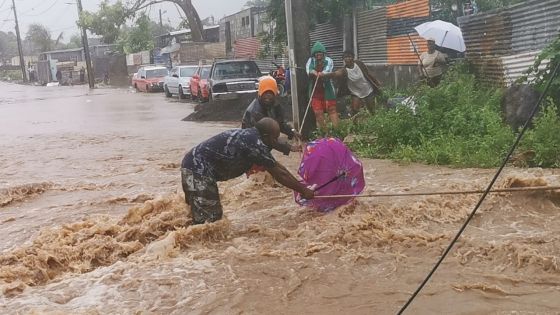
[
  {"x1": 11, "y1": 0, "x2": 27, "y2": 82},
  {"x1": 314, "y1": 185, "x2": 560, "y2": 199},
  {"x1": 408, "y1": 33, "x2": 430, "y2": 79},
  {"x1": 284, "y1": 0, "x2": 300, "y2": 131},
  {"x1": 77, "y1": 0, "x2": 95, "y2": 88}
]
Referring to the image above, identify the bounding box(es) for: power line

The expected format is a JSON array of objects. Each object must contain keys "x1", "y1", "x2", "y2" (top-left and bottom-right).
[
  {"x1": 50, "y1": 25, "x2": 76, "y2": 32},
  {"x1": 21, "y1": 0, "x2": 58, "y2": 17},
  {"x1": 174, "y1": 3, "x2": 185, "y2": 20},
  {"x1": 20, "y1": 0, "x2": 54, "y2": 14},
  {"x1": 397, "y1": 61, "x2": 560, "y2": 314},
  {"x1": 0, "y1": 0, "x2": 11, "y2": 13},
  {"x1": 0, "y1": 7, "x2": 12, "y2": 30},
  {"x1": 11, "y1": 0, "x2": 27, "y2": 82},
  {"x1": 49, "y1": 6, "x2": 75, "y2": 28}
]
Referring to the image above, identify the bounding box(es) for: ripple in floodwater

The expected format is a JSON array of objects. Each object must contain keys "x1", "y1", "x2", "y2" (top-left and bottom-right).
[{"x1": 1, "y1": 172, "x2": 559, "y2": 314}]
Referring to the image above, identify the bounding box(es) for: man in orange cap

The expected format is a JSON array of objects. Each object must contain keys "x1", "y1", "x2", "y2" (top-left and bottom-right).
[{"x1": 242, "y1": 76, "x2": 301, "y2": 155}]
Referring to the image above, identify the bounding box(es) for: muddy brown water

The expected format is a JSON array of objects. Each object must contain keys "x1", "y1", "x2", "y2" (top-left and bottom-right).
[{"x1": 1, "y1": 82, "x2": 559, "y2": 314}]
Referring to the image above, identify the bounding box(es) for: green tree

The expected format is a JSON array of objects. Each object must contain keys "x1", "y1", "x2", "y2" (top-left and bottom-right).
[
  {"x1": 0, "y1": 31, "x2": 18, "y2": 59},
  {"x1": 66, "y1": 34, "x2": 83, "y2": 49},
  {"x1": 149, "y1": 20, "x2": 174, "y2": 38},
  {"x1": 522, "y1": 35, "x2": 560, "y2": 107},
  {"x1": 119, "y1": 13, "x2": 155, "y2": 54},
  {"x1": 25, "y1": 24, "x2": 53, "y2": 53},
  {"x1": 476, "y1": 0, "x2": 525, "y2": 11},
  {"x1": 79, "y1": 0, "x2": 130, "y2": 44},
  {"x1": 244, "y1": 0, "x2": 271, "y2": 8},
  {"x1": 130, "y1": 0, "x2": 205, "y2": 41},
  {"x1": 431, "y1": 0, "x2": 525, "y2": 23}
]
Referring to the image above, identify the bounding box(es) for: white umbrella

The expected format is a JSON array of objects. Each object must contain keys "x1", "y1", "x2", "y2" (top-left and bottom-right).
[{"x1": 414, "y1": 20, "x2": 466, "y2": 52}]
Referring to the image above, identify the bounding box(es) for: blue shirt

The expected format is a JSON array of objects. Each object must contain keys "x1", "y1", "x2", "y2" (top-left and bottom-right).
[{"x1": 182, "y1": 128, "x2": 276, "y2": 181}]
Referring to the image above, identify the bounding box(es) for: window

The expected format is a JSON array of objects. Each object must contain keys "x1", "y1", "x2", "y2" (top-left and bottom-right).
[
  {"x1": 146, "y1": 68, "x2": 169, "y2": 78},
  {"x1": 180, "y1": 67, "x2": 197, "y2": 77},
  {"x1": 241, "y1": 16, "x2": 249, "y2": 27},
  {"x1": 200, "y1": 66, "x2": 211, "y2": 79},
  {"x1": 212, "y1": 61, "x2": 260, "y2": 80}
]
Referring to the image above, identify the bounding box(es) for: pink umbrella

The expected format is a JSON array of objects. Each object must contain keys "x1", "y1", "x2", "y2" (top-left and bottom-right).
[{"x1": 295, "y1": 138, "x2": 365, "y2": 212}]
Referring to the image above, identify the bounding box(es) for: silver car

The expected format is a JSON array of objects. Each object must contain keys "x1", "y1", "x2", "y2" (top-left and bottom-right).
[{"x1": 164, "y1": 65, "x2": 199, "y2": 99}]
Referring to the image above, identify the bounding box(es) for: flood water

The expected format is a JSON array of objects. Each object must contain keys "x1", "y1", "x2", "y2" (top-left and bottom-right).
[{"x1": 1, "y1": 81, "x2": 559, "y2": 314}]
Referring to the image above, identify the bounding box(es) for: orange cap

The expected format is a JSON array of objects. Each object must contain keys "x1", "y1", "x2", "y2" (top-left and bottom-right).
[{"x1": 258, "y1": 76, "x2": 278, "y2": 97}]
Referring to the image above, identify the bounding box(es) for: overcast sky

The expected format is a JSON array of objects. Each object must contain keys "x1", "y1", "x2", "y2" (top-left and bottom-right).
[{"x1": 0, "y1": 0, "x2": 247, "y2": 41}]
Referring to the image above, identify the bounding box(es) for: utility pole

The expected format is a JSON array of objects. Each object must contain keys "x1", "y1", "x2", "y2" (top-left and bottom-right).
[
  {"x1": 159, "y1": 9, "x2": 163, "y2": 29},
  {"x1": 285, "y1": 0, "x2": 314, "y2": 137},
  {"x1": 11, "y1": 0, "x2": 27, "y2": 82},
  {"x1": 284, "y1": 0, "x2": 300, "y2": 130},
  {"x1": 76, "y1": 0, "x2": 95, "y2": 88}
]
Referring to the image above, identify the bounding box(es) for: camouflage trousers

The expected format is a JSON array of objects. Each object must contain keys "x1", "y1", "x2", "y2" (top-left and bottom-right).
[{"x1": 181, "y1": 168, "x2": 223, "y2": 225}]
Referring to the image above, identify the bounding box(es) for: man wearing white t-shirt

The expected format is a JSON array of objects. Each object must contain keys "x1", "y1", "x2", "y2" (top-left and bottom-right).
[{"x1": 332, "y1": 50, "x2": 383, "y2": 116}]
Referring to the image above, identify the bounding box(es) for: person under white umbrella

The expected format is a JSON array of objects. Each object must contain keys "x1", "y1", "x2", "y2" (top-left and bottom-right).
[
  {"x1": 418, "y1": 38, "x2": 448, "y2": 87},
  {"x1": 414, "y1": 20, "x2": 466, "y2": 53},
  {"x1": 413, "y1": 20, "x2": 466, "y2": 87}
]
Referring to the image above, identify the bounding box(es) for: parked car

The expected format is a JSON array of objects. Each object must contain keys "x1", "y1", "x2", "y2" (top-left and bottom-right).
[
  {"x1": 208, "y1": 60, "x2": 261, "y2": 101},
  {"x1": 164, "y1": 65, "x2": 198, "y2": 99},
  {"x1": 132, "y1": 66, "x2": 168, "y2": 92},
  {"x1": 190, "y1": 65, "x2": 212, "y2": 102}
]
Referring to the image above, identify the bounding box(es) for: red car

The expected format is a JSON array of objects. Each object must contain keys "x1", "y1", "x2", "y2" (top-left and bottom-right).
[
  {"x1": 189, "y1": 65, "x2": 211, "y2": 102},
  {"x1": 132, "y1": 66, "x2": 169, "y2": 92}
]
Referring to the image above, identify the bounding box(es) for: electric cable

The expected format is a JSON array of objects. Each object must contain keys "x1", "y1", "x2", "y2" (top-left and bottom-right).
[
  {"x1": 0, "y1": 0, "x2": 8, "y2": 12},
  {"x1": 396, "y1": 61, "x2": 560, "y2": 314},
  {"x1": 0, "y1": 9, "x2": 13, "y2": 29},
  {"x1": 20, "y1": 0, "x2": 55, "y2": 14},
  {"x1": 21, "y1": 0, "x2": 58, "y2": 17}
]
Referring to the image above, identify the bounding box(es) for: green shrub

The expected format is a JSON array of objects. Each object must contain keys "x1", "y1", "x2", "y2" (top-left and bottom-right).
[
  {"x1": 0, "y1": 70, "x2": 23, "y2": 81},
  {"x1": 317, "y1": 58, "x2": 560, "y2": 169},
  {"x1": 333, "y1": 61, "x2": 518, "y2": 168},
  {"x1": 521, "y1": 103, "x2": 560, "y2": 167}
]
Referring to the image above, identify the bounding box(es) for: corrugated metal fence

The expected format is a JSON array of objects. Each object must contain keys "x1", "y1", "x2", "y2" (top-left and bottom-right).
[
  {"x1": 458, "y1": 0, "x2": 560, "y2": 86},
  {"x1": 357, "y1": 7, "x2": 388, "y2": 64},
  {"x1": 234, "y1": 37, "x2": 261, "y2": 59},
  {"x1": 357, "y1": 0, "x2": 429, "y2": 65},
  {"x1": 309, "y1": 22, "x2": 344, "y2": 66}
]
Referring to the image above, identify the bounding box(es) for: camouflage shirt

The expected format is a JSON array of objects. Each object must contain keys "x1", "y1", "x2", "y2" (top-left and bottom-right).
[{"x1": 182, "y1": 128, "x2": 276, "y2": 181}]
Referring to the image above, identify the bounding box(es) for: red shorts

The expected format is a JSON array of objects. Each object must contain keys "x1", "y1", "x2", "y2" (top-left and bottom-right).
[{"x1": 311, "y1": 98, "x2": 337, "y2": 112}]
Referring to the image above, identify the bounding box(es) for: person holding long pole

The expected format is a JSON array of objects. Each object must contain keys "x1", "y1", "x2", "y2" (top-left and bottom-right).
[
  {"x1": 306, "y1": 41, "x2": 339, "y2": 132},
  {"x1": 418, "y1": 38, "x2": 448, "y2": 87}
]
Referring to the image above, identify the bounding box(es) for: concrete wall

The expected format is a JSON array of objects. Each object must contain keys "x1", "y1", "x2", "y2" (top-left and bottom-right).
[
  {"x1": 45, "y1": 50, "x2": 84, "y2": 62},
  {"x1": 10, "y1": 55, "x2": 38, "y2": 66},
  {"x1": 179, "y1": 42, "x2": 226, "y2": 64},
  {"x1": 367, "y1": 64, "x2": 422, "y2": 90}
]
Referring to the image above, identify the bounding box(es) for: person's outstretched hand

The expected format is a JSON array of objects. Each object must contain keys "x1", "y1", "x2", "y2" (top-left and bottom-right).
[{"x1": 301, "y1": 187, "x2": 315, "y2": 200}]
